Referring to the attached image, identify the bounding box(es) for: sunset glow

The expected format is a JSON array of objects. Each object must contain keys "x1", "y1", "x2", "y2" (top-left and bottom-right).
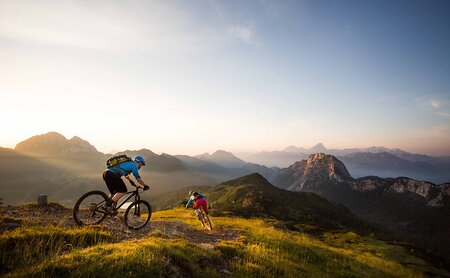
[{"x1": 1, "y1": 0, "x2": 449, "y2": 156}]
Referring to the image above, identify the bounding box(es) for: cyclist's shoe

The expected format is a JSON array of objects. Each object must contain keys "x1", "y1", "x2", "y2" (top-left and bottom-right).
[{"x1": 103, "y1": 202, "x2": 117, "y2": 216}]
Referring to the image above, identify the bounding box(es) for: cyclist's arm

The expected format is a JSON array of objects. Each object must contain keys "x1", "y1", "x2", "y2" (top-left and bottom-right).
[
  {"x1": 186, "y1": 196, "x2": 194, "y2": 208},
  {"x1": 130, "y1": 164, "x2": 148, "y2": 186},
  {"x1": 136, "y1": 178, "x2": 147, "y2": 186}
]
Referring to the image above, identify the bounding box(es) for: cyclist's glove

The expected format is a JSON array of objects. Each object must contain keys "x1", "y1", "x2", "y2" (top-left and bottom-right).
[{"x1": 143, "y1": 185, "x2": 150, "y2": 191}]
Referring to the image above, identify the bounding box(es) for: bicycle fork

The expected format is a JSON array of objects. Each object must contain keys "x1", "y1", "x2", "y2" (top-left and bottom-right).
[{"x1": 134, "y1": 194, "x2": 141, "y2": 216}]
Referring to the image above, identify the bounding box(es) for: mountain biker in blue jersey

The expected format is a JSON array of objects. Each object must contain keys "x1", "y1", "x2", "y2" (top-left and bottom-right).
[{"x1": 103, "y1": 156, "x2": 149, "y2": 211}]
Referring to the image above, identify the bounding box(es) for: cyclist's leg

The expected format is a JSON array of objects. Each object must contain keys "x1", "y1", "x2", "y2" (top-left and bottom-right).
[
  {"x1": 202, "y1": 203, "x2": 208, "y2": 215},
  {"x1": 198, "y1": 198, "x2": 208, "y2": 215},
  {"x1": 194, "y1": 208, "x2": 201, "y2": 220},
  {"x1": 112, "y1": 192, "x2": 126, "y2": 203},
  {"x1": 103, "y1": 171, "x2": 126, "y2": 206}
]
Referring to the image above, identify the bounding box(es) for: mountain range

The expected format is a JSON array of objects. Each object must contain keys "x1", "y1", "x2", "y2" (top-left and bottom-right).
[
  {"x1": 1, "y1": 132, "x2": 449, "y2": 205},
  {"x1": 0, "y1": 132, "x2": 280, "y2": 204},
  {"x1": 239, "y1": 143, "x2": 450, "y2": 183}
]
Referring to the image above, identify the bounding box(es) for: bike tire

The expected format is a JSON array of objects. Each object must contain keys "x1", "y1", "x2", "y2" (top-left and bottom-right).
[
  {"x1": 124, "y1": 200, "x2": 152, "y2": 230},
  {"x1": 73, "y1": 190, "x2": 109, "y2": 226}
]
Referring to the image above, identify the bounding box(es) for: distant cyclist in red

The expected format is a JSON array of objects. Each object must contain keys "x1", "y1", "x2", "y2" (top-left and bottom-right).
[{"x1": 186, "y1": 191, "x2": 208, "y2": 218}]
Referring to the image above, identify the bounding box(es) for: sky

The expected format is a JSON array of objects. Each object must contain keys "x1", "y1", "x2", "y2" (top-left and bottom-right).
[{"x1": 0, "y1": 0, "x2": 449, "y2": 156}]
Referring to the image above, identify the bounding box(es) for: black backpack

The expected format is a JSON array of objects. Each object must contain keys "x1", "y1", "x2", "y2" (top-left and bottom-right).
[
  {"x1": 107, "y1": 155, "x2": 132, "y2": 168},
  {"x1": 106, "y1": 155, "x2": 133, "y2": 176}
]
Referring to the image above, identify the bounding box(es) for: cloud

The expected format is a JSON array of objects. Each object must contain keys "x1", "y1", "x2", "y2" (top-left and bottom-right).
[
  {"x1": 228, "y1": 25, "x2": 261, "y2": 45},
  {"x1": 429, "y1": 99, "x2": 442, "y2": 109},
  {"x1": 426, "y1": 98, "x2": 450, "y2": 119}
]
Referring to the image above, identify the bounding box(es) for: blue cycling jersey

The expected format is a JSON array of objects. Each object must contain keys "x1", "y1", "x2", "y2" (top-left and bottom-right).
[{"x1": 107, "y1": 161, "x2": 141, "y2": 179}]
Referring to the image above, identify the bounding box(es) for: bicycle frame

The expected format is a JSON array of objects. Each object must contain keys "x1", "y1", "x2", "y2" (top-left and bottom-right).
[
  {"x1": 194, "y1": 207, "x2": 204, "y2": 215},
  {"x1": 115, "y1": 187, "x2": 141, "y2": 210}
]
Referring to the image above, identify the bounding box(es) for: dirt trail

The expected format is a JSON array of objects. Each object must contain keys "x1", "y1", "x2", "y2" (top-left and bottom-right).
[{"x1": 0, "y1": 203, "x2": 239, "y2": 245}]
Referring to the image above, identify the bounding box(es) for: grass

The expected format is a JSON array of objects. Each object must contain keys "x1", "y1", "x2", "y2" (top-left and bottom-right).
[
  {"x1": 2, "y1": 208, "x2": 449, "y2": 277},
  {"x1": 0, "y1": 224, "x2": 111, "y2": 275},
  {"x1": 7, "y1": 238, "x2": 225, "y2": 278}
]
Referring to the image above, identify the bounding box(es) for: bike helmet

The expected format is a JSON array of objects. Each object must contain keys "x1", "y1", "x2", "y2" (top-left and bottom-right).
[{"x1": 134, "y1": 156, "x2": 146, "y2": 166}]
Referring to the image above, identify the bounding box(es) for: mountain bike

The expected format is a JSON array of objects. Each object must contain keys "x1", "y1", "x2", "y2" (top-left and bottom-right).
[
  {"x1": 73, "y1": 182, "x2": 151, "y2": 230},
  {"x1": 195, "y1": 207, "x2": 212, "y2": 230}
]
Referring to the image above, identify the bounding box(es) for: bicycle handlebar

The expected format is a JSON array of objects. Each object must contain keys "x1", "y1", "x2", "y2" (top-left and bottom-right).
[{"x1": 129, "y1": 180, "x2": 149, "y2": 191}]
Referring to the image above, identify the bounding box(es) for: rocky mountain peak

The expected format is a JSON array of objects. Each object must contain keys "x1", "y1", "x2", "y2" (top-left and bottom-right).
[
  {"x1": 273, "y1": 153, "x2": 353, "y2": 191},
  {"x1": 15, "y1": 132, "x2": 99, "y2": 155},
  {"x1": 305, "y1": 153, "x2": 353, "y2": 182},
  {"x1": 67, "y1": 136, "x2": 98, "y2": 153}
]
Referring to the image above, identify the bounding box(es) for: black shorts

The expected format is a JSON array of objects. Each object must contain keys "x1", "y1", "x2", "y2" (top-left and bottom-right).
[{"x1": 103, "y1": 170, "x2": 127, "y2": 195}]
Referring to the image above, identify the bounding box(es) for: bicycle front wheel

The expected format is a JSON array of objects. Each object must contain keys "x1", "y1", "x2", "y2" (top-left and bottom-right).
[
  {"x1": 124, "y1": 200, "x2": 152, "y2": 230},
  {"x1": 73, "y1": 190, "x2": 109, "y2": 226},
  {"x1": 204, "y1": 214, "x2": 213, "y2": 230}
]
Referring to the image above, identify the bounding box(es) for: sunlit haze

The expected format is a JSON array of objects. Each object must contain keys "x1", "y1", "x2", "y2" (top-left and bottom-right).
[{"x1": 1, "y1": 0, "x2": 449, "y2": 156}]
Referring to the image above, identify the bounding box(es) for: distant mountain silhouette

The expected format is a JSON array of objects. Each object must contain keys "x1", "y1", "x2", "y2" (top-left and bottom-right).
[
  {"x1": 240, "y1": 151, "x2": 309, "y2": 168},
  {"x1": 338, "y1": 152, "x2": 446, "y2": 182},
  {"x1": 283, "y1": 145, "x2": 307, "y2": 153},
  {"x1": 115, "y1": 149, "x2": 186, "y2": 173},
  {"x1": 282, "y1": 143, "x2": 327, "y2": 153},
  {"x1": 195, "y1": 150, "x2": 246, "y2": 168},
  {"x1": 308, "y1": 143, "x2": 328, "y2": 153},
  {"x1": 176, "y1": 154, "x2": 253, "y2": 183},
  {"x1": 191, "y1": 150, "x2": 279, "y2": 182},
  {"x1": 15, "y1": 132, "x2": 100, "y2": 156}
]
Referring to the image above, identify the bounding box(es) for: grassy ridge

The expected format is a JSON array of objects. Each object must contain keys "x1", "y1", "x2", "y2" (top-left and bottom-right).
[
  {"x1": 8, "y1": 238, "x2": 222, "y2": 278},
  {"x1": 0, "y1": 224, "x2": 111, "y2": 275},
  {"x1": 4, "y1": 208, "x2": 448, "y2": 277}
]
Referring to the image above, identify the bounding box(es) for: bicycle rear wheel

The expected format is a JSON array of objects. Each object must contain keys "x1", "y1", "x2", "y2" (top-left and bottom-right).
[
  {"x1": 73, "y1": 191, "x2": 109, "y2": 226},
  {"x1": 198, "y1": 214, "x2": 205, "y2": 227},
  {"x1": 124, "y1": 200, "x2": 152, "y2": 230}
]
